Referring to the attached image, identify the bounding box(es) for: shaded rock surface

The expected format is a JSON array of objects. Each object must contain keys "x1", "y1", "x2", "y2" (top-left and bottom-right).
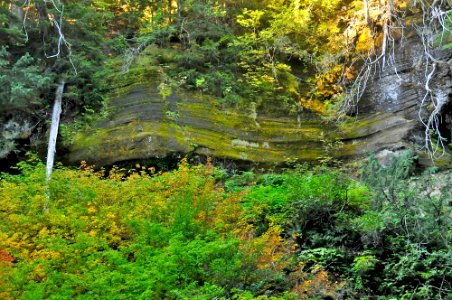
[{"x1": 67, "y1": 45, "x2": 452, "y2": 167}]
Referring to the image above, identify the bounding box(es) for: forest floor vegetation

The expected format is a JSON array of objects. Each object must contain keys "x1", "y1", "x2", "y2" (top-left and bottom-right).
[{"x1": 0, "y1": 153, "x2": 450, "y2": 299}]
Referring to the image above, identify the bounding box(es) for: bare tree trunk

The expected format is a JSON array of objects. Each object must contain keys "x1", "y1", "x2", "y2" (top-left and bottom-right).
[
  {"x1": 363, "y1": 0, "x2": 370, "y2": 25},
  {"x1": 389, "y1": 0, "x2": 394, "y2": 14},
  {"x1": 381, "y1": 0, "x2": 393, "y2": 68},
  {"x1": 44, "y1": 78, "x2": 65, "y2": 212}
]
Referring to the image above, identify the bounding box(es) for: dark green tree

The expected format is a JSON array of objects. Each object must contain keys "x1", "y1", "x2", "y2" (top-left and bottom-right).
[{"x1": 0, "y1": 0, "x2": 109, "y2": 160}]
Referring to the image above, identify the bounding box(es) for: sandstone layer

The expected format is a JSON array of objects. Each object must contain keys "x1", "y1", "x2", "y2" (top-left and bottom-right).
[{"x1": 68, "y1": 46, "x2": 451, "y2": 167}]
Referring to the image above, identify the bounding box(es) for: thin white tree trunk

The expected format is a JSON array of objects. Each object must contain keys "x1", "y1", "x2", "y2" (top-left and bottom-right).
[
  {"x1": 44, "y1": 79, "x2": 65, "y2": 212},
  {"x1": 381, "y1": 0, "x2": 394, "y2": 68},
  {"x1": 363, "y1": 0, "x2": 369, "y2": 25}
]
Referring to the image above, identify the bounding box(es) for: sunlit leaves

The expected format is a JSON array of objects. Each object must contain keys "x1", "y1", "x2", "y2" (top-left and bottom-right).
[{"x1": 1, "y1": 156, "x2": 450, "y2": 298}]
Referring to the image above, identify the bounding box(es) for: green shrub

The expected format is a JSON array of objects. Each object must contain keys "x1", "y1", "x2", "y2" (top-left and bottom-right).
[
  {"x1": 1, "y1": 156, "x2": 449, "y2": 299},
  {"x1": 354, "y1": 152, "x2": 451, "y2": 298}
]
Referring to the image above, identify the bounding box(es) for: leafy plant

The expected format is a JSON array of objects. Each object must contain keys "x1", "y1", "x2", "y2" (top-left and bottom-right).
[{"x1": 0, "y1": 156, "x2": 449, "y2": 299}]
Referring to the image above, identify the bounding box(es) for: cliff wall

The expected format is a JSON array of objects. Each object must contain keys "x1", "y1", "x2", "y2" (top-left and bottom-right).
[{"x1": 67, "y1": 44, "x2": 452, "y2": 167}]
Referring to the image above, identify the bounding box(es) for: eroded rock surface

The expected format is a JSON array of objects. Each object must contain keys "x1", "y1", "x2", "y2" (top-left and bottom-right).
[{"x1": 68, "y1": 46, "x2": 451, "y2": 167}]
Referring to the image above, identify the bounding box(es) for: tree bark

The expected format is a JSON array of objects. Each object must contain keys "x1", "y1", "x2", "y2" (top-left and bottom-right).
[
  {"x1": 363, "y1": 0, "x2": 370, "y2": 25},
  {"x1": 381, "y1": 0, "x2": 393, "y2": 68},
  {"x1": 44, "y1": 78, "x2": 65, "y2": 212}
]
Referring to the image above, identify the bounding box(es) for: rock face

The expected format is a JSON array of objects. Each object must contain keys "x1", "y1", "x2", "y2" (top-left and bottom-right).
[
  {"x1": 68, "y1": 44, "x2": 452, "y2": 167},
  {"x1": 356, "y1": 38, "x2": 452, "y2": 165},
  {"x1": 359, "y1": 39, "x2": 451, "y2": 123}
]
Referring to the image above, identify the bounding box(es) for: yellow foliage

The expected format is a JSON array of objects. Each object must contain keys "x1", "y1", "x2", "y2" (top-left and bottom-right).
[
  {"x1": 0, "y1": 159, "x2": 351, "y2": 297},
  {"x1": 289, "y1": 263, "x2": 345, "y2": 299},
  {"x1": 31, "y1": 264, "x2": 47, "y2": 282},
  {"x1": 236, "y1": 222, "x2": 295, "y2": 273},
  {"x1": 87, "y1": 206, "x2": 97, "y2": 214},
  {"x1": 300, "y1": 97, "x2": 328, "y2": 114}
]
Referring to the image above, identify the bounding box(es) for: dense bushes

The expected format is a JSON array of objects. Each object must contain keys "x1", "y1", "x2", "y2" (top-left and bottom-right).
[{"x1": 0, "y1": 155, "x2": 450, "y2": 299}]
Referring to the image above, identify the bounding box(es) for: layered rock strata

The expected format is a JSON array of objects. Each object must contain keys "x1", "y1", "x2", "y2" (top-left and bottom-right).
[{"x1": 68, "y1": 46, "x2": 451, "y2": 167}]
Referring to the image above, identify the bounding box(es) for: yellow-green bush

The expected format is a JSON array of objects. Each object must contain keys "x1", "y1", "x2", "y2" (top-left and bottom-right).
[{"x1": 1, "y1": 156, "x2": 450, "y2": 299}]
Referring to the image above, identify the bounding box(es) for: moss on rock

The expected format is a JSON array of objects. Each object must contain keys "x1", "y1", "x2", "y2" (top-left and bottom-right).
[{"x1": 66, "y1": 50, "x2": 427, "y2": 167}]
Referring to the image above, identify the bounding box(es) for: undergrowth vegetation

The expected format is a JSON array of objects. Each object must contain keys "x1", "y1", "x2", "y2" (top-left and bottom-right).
[{"x1": 0, "y1": 154, "x2": 450, "y2": 299}]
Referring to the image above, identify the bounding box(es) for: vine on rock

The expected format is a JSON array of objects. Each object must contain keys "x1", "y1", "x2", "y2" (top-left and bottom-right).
[{"x1": 342, "y1": 0, "x2": 451, "y2": 158}]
